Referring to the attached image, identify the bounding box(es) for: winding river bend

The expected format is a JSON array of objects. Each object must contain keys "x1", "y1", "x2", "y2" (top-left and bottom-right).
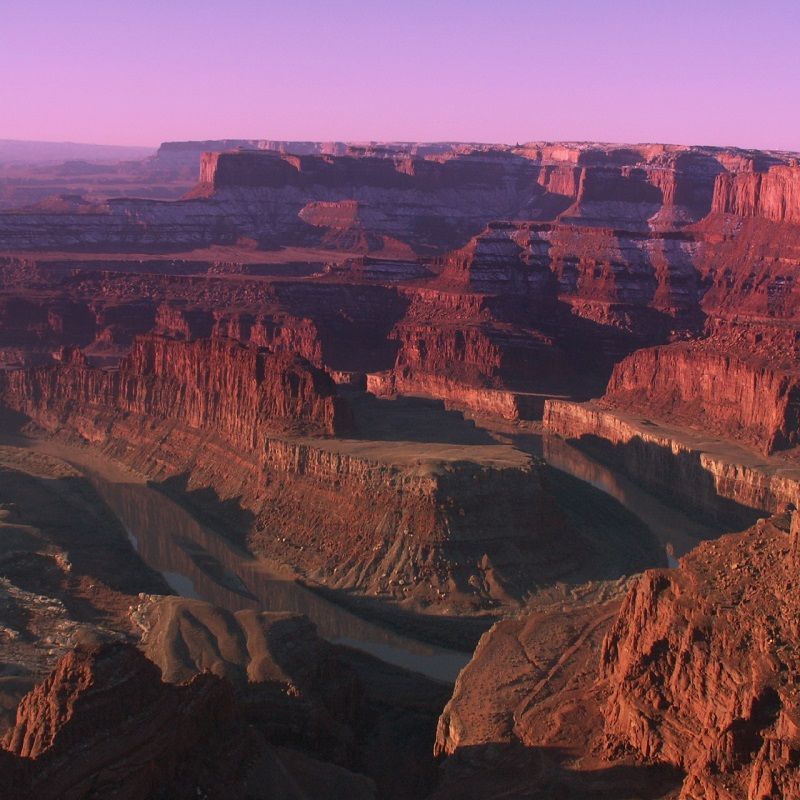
[
  {"x1": 535, "y1": 433, "x2": 719, "y2": 564},
  {"x1": 81, "y1": 464, "x2": 473, "y2": 683},
  {"x1": 19, "y1": 430, "x2": 723, "y2": 684}
]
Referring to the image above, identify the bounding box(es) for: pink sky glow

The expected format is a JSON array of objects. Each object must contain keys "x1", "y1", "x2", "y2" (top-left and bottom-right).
[{"x1": 2, "y1": 0, "x2": 799, "y2": 151}]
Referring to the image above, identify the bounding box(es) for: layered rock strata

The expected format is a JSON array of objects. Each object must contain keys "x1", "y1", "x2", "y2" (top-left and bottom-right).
[
  {"x1": 543, "y1": 399, "x2": 800, "y2": 524},
  {"x1": 1, "y1": 334, "x2": 352, "y2": 439},
  {"x1": 435, "y1": 515, "x2": 800, "y2": 800},
  {"x1": 4, "y1": 141, "x2": 795, "y2": 253},
  {"x1": 0, "y1": 335, "x2": 593, "y2": 615},
  {"x1": 601, "y1": 515, "x2": 800, "y2": 799},
  {"x1": 711, "y1": 164, "x2": 800, "y2": 224},
  {"x1": 603, "y1": 341, "x2": 800, "y2": 455}
]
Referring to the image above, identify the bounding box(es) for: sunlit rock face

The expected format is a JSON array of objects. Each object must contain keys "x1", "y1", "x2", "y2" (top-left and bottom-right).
[{"x1": 601, "y1": 515, "x2": 800, "y2": 800}]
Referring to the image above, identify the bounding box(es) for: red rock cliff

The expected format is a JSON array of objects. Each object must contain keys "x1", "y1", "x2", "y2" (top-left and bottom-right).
[
  {"x1": 603, "y1": 340, "x2": 800, "y2": 454},
  {"x1": 711, "y1": 165, "x2": 800, "y2": 224},
  {"x1": 0, "y1": 334, "x2": 353, "y2": 441},
  {"x1": 601, "y1": 516, "x2": 800, "y2": 799}
]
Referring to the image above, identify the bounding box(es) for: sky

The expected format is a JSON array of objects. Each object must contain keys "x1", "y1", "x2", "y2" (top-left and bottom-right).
[{"x1": 2, "y1": 0, "x2": 799, "y2": 151}]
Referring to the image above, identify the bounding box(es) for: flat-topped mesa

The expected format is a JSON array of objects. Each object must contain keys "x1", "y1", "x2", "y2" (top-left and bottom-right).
[
  {"x1": 0, "y1": 333, "x2": 587, "y2": 613},
  {"x1": 0, "y1": 334, "x2": 353, "y2": 441},
  {"x1": 194, "y1": 148, "x2": 541, "y2": 194},
  {"x1": 711, "y1": 164, "x2": 800, "y2": 224},
  {"x1": 603, "y1": 341, "x2": 800, "y2": 455},
  {"x1": 600, "y1": 516, "x2": 800, "y2": 800}
]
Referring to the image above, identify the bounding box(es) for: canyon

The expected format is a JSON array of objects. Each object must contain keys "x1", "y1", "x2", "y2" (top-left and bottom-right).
[{"x1": 0, "y1": 137, "x2": 799, "y2": 798}]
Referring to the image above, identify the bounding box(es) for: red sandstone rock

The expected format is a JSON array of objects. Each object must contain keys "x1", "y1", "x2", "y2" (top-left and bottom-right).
[
  {"x1": 601, "y1": 516, "x2": 800, "y2": 799},
  {"x1": 431, "y1": 581, "x2": 683, "y2": 800},
  {"x1": 712, "y1": 165, "x2": 800, "y2": 224},
  {"x1": 0, "y1": 334, "x2": 595, "y2": 616},
  {"x1": 1, "y1": 334, "x2": 353, "y2": 439},
  {"x1": 435, "y1": 516, "x2": 800, "y2": 800},
  {"x1": 603, "y1": 340, "x2": 800, "y2": 454}
]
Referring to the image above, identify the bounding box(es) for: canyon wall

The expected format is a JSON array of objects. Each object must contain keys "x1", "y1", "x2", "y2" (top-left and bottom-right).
[
  {"x1": 601, "y1": 516, "x2": 800, "y2": 799},
  {"x1": 712, "y1": 165, "x2": 800, "y2": 224},
  {"x1": 5, "y1": 141, "x2": 790, "y2": 254},
  {"x1": 604, "y1": 342, "x2": 800, "y2": 454},
  {"x1": 543, "y1": 399, "x2": 799, "y2": 523},
  {"x1": 0, "y1": 335, "x2": 592, "y2": 615},
  {"x1": 1, "y1": 335, "x2": 351, "y2": 439},
  {"x1": 434, "y1": 515, "x2": 800, "y2": 800}
]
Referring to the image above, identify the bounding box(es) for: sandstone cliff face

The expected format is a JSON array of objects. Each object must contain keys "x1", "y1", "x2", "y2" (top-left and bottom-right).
[
  {"x1": 213, "y1": 310, "x2": 324, "y2": 364},
  {"x1": 388, "y1": 323, "x2": 568, "y2": 395},
  {"x1": 1, "y1": 334, "x2": 352, "y2": 440},
  {"x1": 604, "y1": 342, "x2": 800, "y2": 454},
  {"x1": 712, "y1": 165, "x2": 800, "y2": 224},
  {"x1": 433, "y1": 516, "x2": 800, "y2": 800},
  {"x1": 4, "y1": 141, "x2": 780, "y2": 254},
  {"x1": 179, "y1": 148, "x2": 572, "y2": 253},
  {"x1": 601, "y1": 516, "x2": 800, "y2": 800},
  {"x1": 543, "y1": 399, "x2": 800, "y2": 523},
  {"x1": 0, "y1": 334, "x2": 587, "y2": 614},
  {"x1": 430, "y1": 580, "x2": 684, "y2": 800},
  {"x1": 440, "y1": 220, "x2": 704, "y2": 330}
]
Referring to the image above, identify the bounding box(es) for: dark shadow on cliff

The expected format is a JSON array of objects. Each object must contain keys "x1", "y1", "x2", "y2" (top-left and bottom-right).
[
  {"x1": 540, "y1": 465, "x2": 668, "y2": 572},
  {"x1": 0, "y1": 407, "x2": 34, "y2": 441},
  {"x1": 564, "y1": 433, "x2": 764, "y2": 530},
  {"x1": 432, "y1": 742, "x2": 684, "y2": 800},
  {"x1": 480, "y1": 222, "x2": 710, "y2": 398},
  {"x1": 274, "y1": 281, "x2": 412, "y2": 373},
  {"x1": 336, "y1": 646, "x2": 452, "y2": 800},
  {"x1": 341, "y1": 389, "x2": 497, "y2": 445}
]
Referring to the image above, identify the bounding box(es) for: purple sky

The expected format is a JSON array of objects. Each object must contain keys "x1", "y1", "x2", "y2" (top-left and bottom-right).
[{"x1": 2, "y1": 0, "x2": 799, "y2": 151}]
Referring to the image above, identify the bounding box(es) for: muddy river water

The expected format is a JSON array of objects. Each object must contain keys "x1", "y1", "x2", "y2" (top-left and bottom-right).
[{"x1": 25, "y1": 431, "x2": 719, "y2": 683}]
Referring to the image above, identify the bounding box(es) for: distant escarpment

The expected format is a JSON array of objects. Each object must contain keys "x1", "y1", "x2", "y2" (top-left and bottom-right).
[
  {"x1": 4, "y1": 141, "x2": 795, "y2": 254},
  {"x1": 438, "y1": 220, "x2": 704, "y2": 328}
]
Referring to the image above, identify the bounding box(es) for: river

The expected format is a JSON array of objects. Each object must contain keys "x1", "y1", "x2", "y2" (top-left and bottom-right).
[{"x1": 18, "y1": 431, "x2": 720, "y2": 684}]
